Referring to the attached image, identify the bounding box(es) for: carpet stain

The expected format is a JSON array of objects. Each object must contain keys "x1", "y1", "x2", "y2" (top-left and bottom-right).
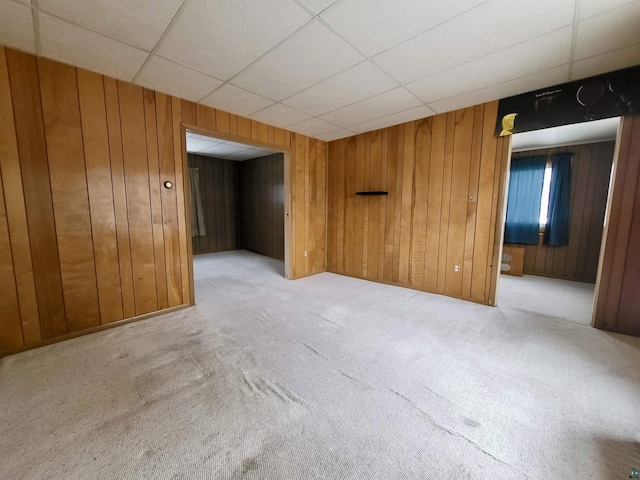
[
  {"x1": 464, "y1": 418, "x2": 481, "y2": 428},
  {"x1": 241, "y1": 458, "x2": 258, "y2": 474}
]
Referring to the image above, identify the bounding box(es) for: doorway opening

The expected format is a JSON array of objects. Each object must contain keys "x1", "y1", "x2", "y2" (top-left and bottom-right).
[
  {"x1": 184, "y1": 130, "x2": 289, "y2": 301},
  {"x1": 496, "y1": 117, "x2": 620, "y2": 325}
]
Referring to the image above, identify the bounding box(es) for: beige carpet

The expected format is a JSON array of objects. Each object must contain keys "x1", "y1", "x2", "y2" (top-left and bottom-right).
[
  {"x1": 1, "y1": 250, "x2": 639, "y2": 479},
  {"x1": 498, "y1": 274, "x2": 595, "y2": 325}
]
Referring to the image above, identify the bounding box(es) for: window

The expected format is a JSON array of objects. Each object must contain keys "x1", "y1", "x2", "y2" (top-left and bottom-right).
[
  {"x1": 539, "y1": 163, "x2": 552, "y2": 226},
  {"x1": 505, "y1": 153, "x2": 572, "y2": 246}
]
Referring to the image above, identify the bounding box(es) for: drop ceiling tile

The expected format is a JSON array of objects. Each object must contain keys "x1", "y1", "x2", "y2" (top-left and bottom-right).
[
  {"x1": 186, "y1": 137, "x2": 221, "y2": 153},
  {"x1": 37, "y1": 0, "x2": 182, "y2": 51},
  {"x1": 188, "y1": 133, "x2": 222, "y2": 143},
  {"x1": 571, "y1": 43, "x2": 640, "y2": 80},
  {"x1": 321, "y1": 0, "x2": 486, "y2": 57},
  {"x1": 228, "y1": 148, "x2": 278, "y2": 160},
  {"x1": 157, "y1": 0, "x2": 311, "y2": 80},
  {"x1": 232, "y1": 20, "x2": 364, "y2": 101},
  {"x1": 0, "y1": 0, "x2": 35, "y2": 53},
  {"x1": 201, "y1": 143, "x2": 248, "y2": 157},
  {"x1": 38, "y1": 13, "x2": 148, "y2": 81},
  {"x1": 348, "y1": 105, "x2": 436, "y2": 134},
  {"x1": 288, "y1": 117, "x2": 340, "y2": 137},
  {"x1": 374, "y1": 0, "x2": 575, "y2": 84},
  {"x1": 574, "y1": 2, "x2": 640, "y2": 60},
  {"x1": 580, "y1": 0, "x2": 638, "y2": 19},
  {"x1": 316, "y1": 128, "x2": 356, "y2": 142},
  {"x1": 249, "y1": 103, "x2": 312, "y2": 128},
  {"x1": 135, "y1": 56, "x2": 222, "y2": 102},
  {"x1": 320, "y1": 87, "x2": 422, "y2": 128},
  {"x1": 282, "y1": 61, "x2": 399, "y2": 116},
  {"x1": 428, "y1": 65, "x2": 569, "y2": 114},
  {"x1": 407, "y1": 27, "x2": 572, "y2": 104},
  {"x1": 296, "y1": 0, "x2": 338, "y2": 14},
  {"x1": 200, "y1": 84, "x2": 275, "y2": 117}
]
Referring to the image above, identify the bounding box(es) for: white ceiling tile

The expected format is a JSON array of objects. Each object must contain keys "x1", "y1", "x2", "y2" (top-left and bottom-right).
[
  {"x1": 157, "y1": 0, "x2": 312, "y2": 80},
  {"x1": 201, "y1": 143, "x2": 249, "y2": 156},
  {"x1": 38, "y1": 13, "x2": 148, "y2": 81},
  {"x1": 579, "y1": 0, "x2": 638, "y2": 19},
  {"x1": 37, "y1": 0, "x2": 182, "y2": 51},
  {"x1": 296, "y1": 0, "x2": 338, "y2": 14},
  {"x1": 288, "y1": 117, "x2": 340, "y2": 137},
  {"x1": 571, "y1": 43, "x2": 640, "y2": 80},
  {"x1": 320, "y1": 87, "x2": 423, "y2": 128},
  {"x1": 228, "y1": 148, "x2": 279, "y2": 160},
  {"x1": 407, "y1": 27, "x2": 572, "y2": 104},
  {"x1": 0, "y1": 0, "x2": 35, "y2": 54},
  {"x1": 232, "y1": 20, "x2": 364, "y2": 101},
  {"x1": 135, "y1": 56, "x2": 222, "y2": 102},
  {"x1": 348, "y1": 105, "x2": 436, "y2": 134},
  {"x1": 321, "y1": 0, "x2": 487, "y2": 57},
  {"x1": 315, "y1": 128, "x2": 356, "y2": 142},
  {"x1": 186, "y1": 137, "x2": 221, "y2": 153},
  {"x1": 374, "y1": 0, "x2": 575, "y2": 84},
  {"x1": 429, "y1": 65, "x2": 570, "y2": 114},
  {"x1": 201, "y1": 84, "x2": 275, "y2": 117},
  {"x1": 574, "y1": 2, "x2": 640, "y2": 60},
  {"x1": 249, "y1": 103, "x2": 312, "y2": 127},
  {"x1": 282, "y1": 61, "x2": 399, "y2": 116}
]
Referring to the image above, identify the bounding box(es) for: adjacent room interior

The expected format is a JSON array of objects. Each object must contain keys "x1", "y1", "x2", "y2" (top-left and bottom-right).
[
  {"x1": 497, "y1": 118, "x2": 618, "y2": 325},
  {"x1": 185, "y1": 132, "x2": 287, "y2": 284}
]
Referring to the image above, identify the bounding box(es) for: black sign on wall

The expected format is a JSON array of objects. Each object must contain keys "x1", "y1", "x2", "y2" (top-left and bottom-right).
[{"x1": 495, "y1": 65, "x2": 640, "y2": 136}]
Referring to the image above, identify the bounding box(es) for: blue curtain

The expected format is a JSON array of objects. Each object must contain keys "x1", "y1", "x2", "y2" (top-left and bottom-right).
[
  {"x1": 544, "y1": 152, "x2": 572, "y2": 246},
  {"x1": 504, "y1": 156, "x2": 547, "y2": 245}
]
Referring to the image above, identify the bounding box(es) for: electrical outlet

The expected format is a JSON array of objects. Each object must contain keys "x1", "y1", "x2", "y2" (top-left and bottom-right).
[
  {"x1": 304, "y1": 251, "x2": 308, "y2": 257},
  {"x1": 454, "y1": 265, "x2": 460, "y2": 272}
]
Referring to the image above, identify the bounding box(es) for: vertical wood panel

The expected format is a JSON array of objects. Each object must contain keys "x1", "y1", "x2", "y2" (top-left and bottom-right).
[
  {"x1": 368, "y1": 130, "x2": 383, "y2": 281},
  {"x1": 155, "y1": 92, "x2": 183, "y2": 308},
  {"x1": 238, "y1": 153, "x2": 284, "y2": 259},
  {"x1": 172, "y1": 97, "x2": 190, "y2": 304},
  {"x1": 410, "y1": 118, "x2": 430, "y2": 288},
  {"x1": 315, "y1": 140, "x2": 327, "y2": 273},
  {"x1": 399, "y1": 124, "x2": 415, "y2": 284},
  {"x1": 119, "y1": 82, "x2": 157, "y2": 315},
  {"x1": 424, "y1": 116, "x2": 445, "y2": 292},
  {"x1": 437, "y1": 113, "x2": 455, "y2": 293},
  {"x1": 445, "y1": 108, "x2": 473, "y2": 297},
  {"x1": 471, "y1": 101, "x2": 498, "y2": 302},
  {"x1": 308, "y1": 140, "x2": 318, "y2": 271},
  {"x1": 104, "y1": 77, "x2": 136, "y2": 319},
  {"x1": 392, "y1": 124, "x2": 405, "y2": 283},
  {"x1": 0, "y1": 48, "x2": 41, "y2": 344},
  {"x1": 0, "y1": 174, "x2": 23, "y2": 350},
  {"x1": 383, "y1": 127, "x2": 398, "y2": 283},
  {"x1": 7, "y1": 49, "x2": 67, "y2": 338},
  {"x1": 144, "y1": 89, "x2": 168, "y2": 310},
  {"x1": 77, "y1": 69, "x2": 123, "y2": 324}
]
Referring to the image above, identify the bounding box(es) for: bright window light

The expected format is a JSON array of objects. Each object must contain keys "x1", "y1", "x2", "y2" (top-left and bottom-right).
[{"x1": 539, "y1": 164, "x2": 552, "y2": 226}]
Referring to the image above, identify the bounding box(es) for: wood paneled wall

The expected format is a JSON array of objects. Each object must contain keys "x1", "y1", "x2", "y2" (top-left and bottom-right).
[
  {"x1": 239, "y1": 153, "x2": 285, "y2": 260},
  {"x1": 188, "y1": 154, "x2": 238, "y2": 255},
  {"x1": 594, "y1": 116, "x2": 640, "y2": 337},
  {"x1": 327, "y1": 102, "x2": 510, "y2": 305},
  {"x1": 0, "y1": 47, "x2": 327, "y2": 355},
  {"x1": 507, "y1": 141, "x2": 614, "y2": 283}
]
